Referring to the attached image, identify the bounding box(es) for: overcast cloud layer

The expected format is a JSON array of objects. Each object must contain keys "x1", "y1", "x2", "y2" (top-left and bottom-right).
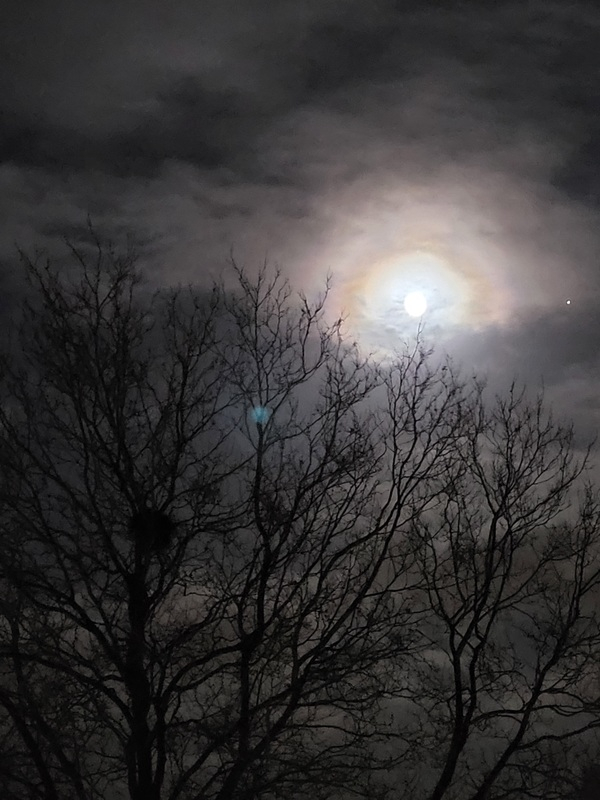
[{"x1": 1, "y1": 0, "x2": 599, "y2": 439}]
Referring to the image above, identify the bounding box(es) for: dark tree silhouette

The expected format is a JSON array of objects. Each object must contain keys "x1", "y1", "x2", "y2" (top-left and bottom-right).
[
  {"x1": 577, "y1": 764, "x2": 600, "y2": 800},
  {"x1": 0, "y1": 236, "x2": 598, "y2": 800},
  {"x1": 129, "y1": 509, "x2": 175, "y2": 553}
]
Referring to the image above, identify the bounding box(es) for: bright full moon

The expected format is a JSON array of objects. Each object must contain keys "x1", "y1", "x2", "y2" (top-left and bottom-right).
[{"x1": 404, "y1": 291, "x2": 427, "y2": 317}]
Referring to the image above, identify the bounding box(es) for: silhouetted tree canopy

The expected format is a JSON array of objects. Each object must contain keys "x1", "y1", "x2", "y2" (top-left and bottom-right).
[{"x1": 0, "y1": 237, "x2": 599, "y2": 800}]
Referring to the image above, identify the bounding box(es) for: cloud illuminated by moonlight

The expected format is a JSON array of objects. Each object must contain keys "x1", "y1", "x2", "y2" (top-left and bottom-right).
[{"x1": 330, "y1": 243, "x2": 511, "y2": 353}]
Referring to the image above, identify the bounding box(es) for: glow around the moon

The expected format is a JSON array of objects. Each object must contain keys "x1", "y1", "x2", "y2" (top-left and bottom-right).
[
  {"x1": 349, "y1": 250, "x2": 471, "y2": 329},
  {"x1": 325, "y1": 232, "x2": 511, "y2": 354},
  {"x1": 404, "y1": 291, "x2": 427, "y2": 317}
]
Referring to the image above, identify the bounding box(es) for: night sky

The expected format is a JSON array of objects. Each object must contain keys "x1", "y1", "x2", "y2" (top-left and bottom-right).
[{"x1": 1, "y1": 0, "x2": 599, "y2": 442}]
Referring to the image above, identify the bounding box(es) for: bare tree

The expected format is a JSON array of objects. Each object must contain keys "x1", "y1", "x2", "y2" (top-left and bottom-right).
[
  {"x1": 0, "y1": 240, "x2": 467, "y2": 799},
  {"x1": 0, "y1": 237, "x2": 599, "y2": 800},
  {"x1": 383, "y1": 386, "x2": 600, "y2": 800}
]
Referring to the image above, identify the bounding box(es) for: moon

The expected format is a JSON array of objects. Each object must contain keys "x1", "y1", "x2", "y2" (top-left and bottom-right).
[{"x1": 404, "y1": 291, "x2": 427, "y2": 317}]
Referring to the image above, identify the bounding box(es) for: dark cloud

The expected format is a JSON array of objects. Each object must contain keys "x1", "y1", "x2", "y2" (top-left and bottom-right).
[
  {"x1": 0, "y1": 82, "x2": 263, "y2": 177},
  {"x1": 451, "y1": 302, "x2": 600, "y2": 386},
  {"x1": 442, "y1": 299, "x2": 600, "y2": 448},
  {"x1": 282, "y1": 20, "x2": 400, "y2": 100},
  {"x1": 552, "y1": 132, "x2": 600, "y2": 205}
]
